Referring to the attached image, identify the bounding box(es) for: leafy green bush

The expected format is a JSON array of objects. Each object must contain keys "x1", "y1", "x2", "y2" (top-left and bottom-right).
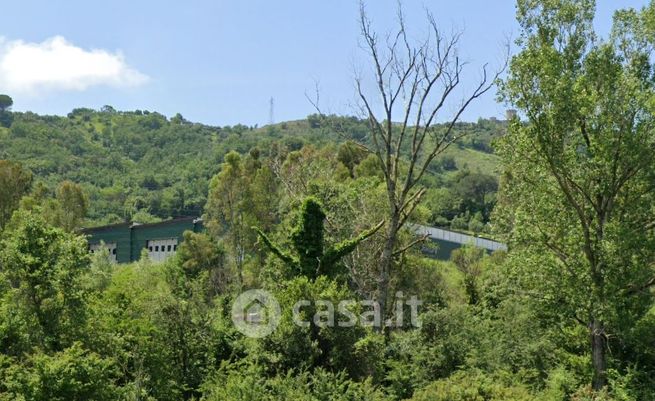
[
  {"x1": 201, "y1": 362, "x2": 387, "y2": 401},
  {"x1": 0, "y1": 343, "x2": 119, "y2": 401},
  {"x1": 408, "y1": 370, "x2": 532, "y2": 401}
]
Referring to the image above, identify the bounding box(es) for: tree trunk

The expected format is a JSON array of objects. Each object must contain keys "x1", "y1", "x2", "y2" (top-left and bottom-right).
[
  {"x1": 378, "y1": 214, "x2": 399, "y2": 329},
  {"x1": 591, "y1": 319, "x2": 607, "y2": 391}
]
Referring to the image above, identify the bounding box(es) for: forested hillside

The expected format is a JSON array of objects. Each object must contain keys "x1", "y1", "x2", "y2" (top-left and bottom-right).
[
  {"x1": 0, "y1": 107, "x2": 517, "y2": 401},
  {"x1": 0, "y1": 108, "x2": 504, "y2": 230}
]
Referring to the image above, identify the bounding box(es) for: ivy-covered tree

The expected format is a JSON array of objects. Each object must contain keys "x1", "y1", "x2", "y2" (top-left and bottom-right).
[{"x1": 255, "y1": 197, "x2": 383, "y2": 280}]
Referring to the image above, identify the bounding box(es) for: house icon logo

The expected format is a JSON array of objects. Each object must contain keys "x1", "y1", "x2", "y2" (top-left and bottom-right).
[{"x1": 231, "y1": 289, "x2": 281, "y2": 338}]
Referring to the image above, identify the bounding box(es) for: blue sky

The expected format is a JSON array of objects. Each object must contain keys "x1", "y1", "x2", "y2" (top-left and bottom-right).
[{"x1": 0, "y1": 0, "x2": 648, "y2": 126}]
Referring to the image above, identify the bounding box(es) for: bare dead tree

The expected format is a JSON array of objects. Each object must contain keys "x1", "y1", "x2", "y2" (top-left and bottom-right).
[{"x1": 353, "y1": 2, "x2": 507, "y2": 320}]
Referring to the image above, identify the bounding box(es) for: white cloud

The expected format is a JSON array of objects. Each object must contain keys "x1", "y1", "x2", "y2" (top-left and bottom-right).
[{"x1": 0, "y1": 36, "x2": 148, "y2": 95}]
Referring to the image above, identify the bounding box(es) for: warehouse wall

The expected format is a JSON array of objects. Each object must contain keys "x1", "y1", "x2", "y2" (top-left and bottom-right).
[
  {"x1": 84, "y1": 217, "x2": 204, "y2": 263},
  {"x1": 130, "y1": 218, "x2": 198, "y2": 262},
  {"x1": 83, "y1": 223, "x2": 132, "y2": 263}
]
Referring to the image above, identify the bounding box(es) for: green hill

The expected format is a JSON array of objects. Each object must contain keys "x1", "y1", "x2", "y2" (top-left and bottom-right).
[{"x1": 0, "y1": 108, "x2": 503, "y2": 227}]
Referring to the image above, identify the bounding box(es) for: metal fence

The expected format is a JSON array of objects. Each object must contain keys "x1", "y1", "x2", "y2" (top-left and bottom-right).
[{"x1": 414, "y1": 224, "x2": 507, "y2": 252}]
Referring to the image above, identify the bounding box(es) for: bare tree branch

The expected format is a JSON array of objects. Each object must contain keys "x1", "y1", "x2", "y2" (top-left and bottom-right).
[{"x1": 305, "y1": 2, "x2": 507, "y2": 321}]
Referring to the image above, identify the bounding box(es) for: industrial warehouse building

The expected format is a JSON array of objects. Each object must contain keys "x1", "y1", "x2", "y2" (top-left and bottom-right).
[
  {"x1": 83, "y1": 217, "x2": 505, "y2": 264},
  {"x1": 83, "y1": 217, "x2": 204, "y2": 263}
]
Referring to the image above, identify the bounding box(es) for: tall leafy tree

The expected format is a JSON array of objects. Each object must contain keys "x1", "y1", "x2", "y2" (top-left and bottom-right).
[
  {"x1": 205, "y1": 151, "x2": 250, "y2": 286},
  {"x1": 0, "y1": 94, "x2": 13, "y2": 127},
  {"x1": 205, "y1": 150, "x2": 279, "y2": 286},
  {"x1": 498, "y1": 0, "x2": 655, "y2": 390},
  {"x1": 0, "y1": 160, "x2": 32, "y2": 230},
  {"x1": 0, "y1": 94, "x2": 12, "y2": 112},
  {"x1": 51, "y1": 181, "x2": 89, "y2": 232},
  {"x1": 452, "y1": 172, "x2": 498, "y2": 221},
  {"x1": 0, "y1": 209, "x2": 90, "y2": 354}
]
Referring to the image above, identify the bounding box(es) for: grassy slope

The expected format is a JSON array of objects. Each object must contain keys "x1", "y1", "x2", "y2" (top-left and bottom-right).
[{"x1": 443, "y1": 146, "x2": 501, "y2": 177}]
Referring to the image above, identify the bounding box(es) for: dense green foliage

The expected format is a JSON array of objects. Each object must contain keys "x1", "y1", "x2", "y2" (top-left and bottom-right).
[
  {"x1": 0, "y1": 160, "x2": 32, "y2": 229},
  {"x1": 1, "y1": 1, "x2": 654, "y2": 400}
]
